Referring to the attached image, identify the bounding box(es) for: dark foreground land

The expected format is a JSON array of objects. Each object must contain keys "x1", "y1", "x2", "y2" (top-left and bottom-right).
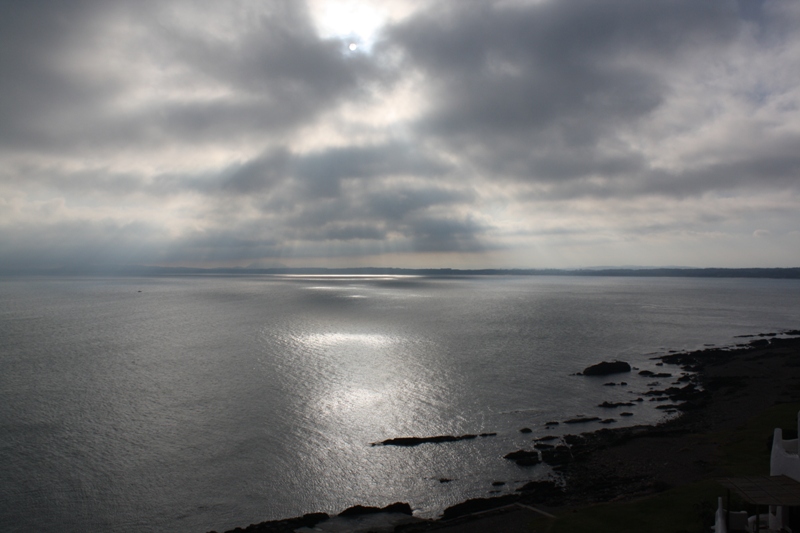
[{"x1": 212, "y1": 332, "x2": 800, "y2": 533}]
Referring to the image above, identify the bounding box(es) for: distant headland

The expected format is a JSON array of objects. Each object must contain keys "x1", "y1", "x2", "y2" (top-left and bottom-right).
[{"x1": 6, "y1": 266, "x2": 800, "y2": 278}]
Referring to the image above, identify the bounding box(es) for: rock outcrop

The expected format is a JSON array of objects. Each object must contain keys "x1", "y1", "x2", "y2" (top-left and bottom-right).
[{"x1": 581, "y1": 361, "x2": 631, "y2": 376}]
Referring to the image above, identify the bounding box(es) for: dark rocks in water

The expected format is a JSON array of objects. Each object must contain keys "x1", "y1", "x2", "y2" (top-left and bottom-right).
[
  {"x1": 545, "y1": 421, "x2": 560, "y2": 426},
  {"x1": 750, "y1": 339, "x2": 770, "y2": 347},
  {"x1": 644, "y1": 383, "x2": 705, "y2": 410},
  {"x1": 439, "y1": 478, "x2": 452, "y2": 483},
  {"x1": 786, "y1": 330, "x2": 800, "y2": 336},
  {"x1": 599, "y1": 418, "x2": 616, "y2": 424},
  {"x1": 373, "y1": 433, "x2": 496, "y2": 447},
  {"x1": 504, "y1": 450, "x2": 541, "y2": 466},
  {"x1": 564, "y1": 416, "x2": 601, "y2": 424},
  {"x1": 339, "y1": 502, "x2": 412, "y2": 517},
  {"x1": 620, "y1": 382, "x2": 628, "y2": 386},
  {"x1": 603, "y1": 382, "x2": 617, "y2": 386},
  {"x1": 582, "y1": 361, "x2": 631, "y2": 376},
  {"x1": 598, "y1": 401, "x2": 635, "y2": 408},
  {"x1": 620, "y1": 412, "x2": 634, "y2": 417},
  {"x1": 534, "y1": 442, "x2": 555, "y2": 450},
  {"x1": 536, "y1": 435, "x2": 559, "y2": 442},
  {"x1": 492, "y1": 481, "x2": 505, "y2": 486},
  {"x1": 639, "y1": 370, "x2": 672, "y2": 378},
  {"x1": 519, "y1": 427, "x2": 532, "y2": 433},
  {"x1": 656, "y1": 404, "x2": 681, "y2": 410}
]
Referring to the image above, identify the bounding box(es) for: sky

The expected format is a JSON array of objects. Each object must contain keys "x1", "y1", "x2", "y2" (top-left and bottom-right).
[{"x1": 1, "y1": 0, "x2": 800, "y2": 271}]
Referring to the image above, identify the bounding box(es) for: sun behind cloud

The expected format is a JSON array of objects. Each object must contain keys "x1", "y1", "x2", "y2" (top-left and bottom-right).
[{"x1": 308, "y1": 0, "x2": 387, "y2": 51}]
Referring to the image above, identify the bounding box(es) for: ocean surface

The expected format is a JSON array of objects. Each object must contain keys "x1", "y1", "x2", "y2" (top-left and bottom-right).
[{"x1": 2, "y1": 274, "x2": 800, "y2": 532}]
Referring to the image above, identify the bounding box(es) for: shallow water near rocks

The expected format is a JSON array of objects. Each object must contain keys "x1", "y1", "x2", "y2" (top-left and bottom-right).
[{"x1": 1, "y1": 275, "x2": 799, "y2": 532}]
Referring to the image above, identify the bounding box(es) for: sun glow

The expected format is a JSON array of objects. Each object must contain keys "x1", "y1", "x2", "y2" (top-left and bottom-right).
[{"x1": 307, "y1": 0, "x2": 390, "y2": 51}]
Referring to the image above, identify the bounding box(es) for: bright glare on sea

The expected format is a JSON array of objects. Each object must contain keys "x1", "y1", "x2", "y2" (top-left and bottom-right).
[{"x1": 1, "y1": 275, "x2": 799, "y2": 532}]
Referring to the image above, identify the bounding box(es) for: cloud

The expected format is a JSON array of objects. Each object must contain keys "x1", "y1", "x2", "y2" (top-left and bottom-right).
[
  {"x1": 1, "y1": 0, "x2": 800, "y2": 270},
  {"x1": 0, "y1": 0, "x2": 384, "y2": 157}
]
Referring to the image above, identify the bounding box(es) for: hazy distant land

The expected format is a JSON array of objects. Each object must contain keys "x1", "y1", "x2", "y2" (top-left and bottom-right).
[{"x1": 8, "y1": 265, "x2": 800, "y2": 278}]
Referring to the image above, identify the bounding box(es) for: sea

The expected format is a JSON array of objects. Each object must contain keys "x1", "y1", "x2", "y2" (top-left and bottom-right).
[{"x1": 2, "y1": 274, "x2": 800, "y2": 532}]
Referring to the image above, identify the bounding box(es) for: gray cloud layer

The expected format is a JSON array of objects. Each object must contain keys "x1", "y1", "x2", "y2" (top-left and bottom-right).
[{"x1": 1, "y1": 0, "x2": 799, "y2": 270}]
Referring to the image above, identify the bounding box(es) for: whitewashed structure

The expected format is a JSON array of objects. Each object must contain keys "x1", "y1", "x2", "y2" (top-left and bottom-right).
[{"x1": 713, "y1": 411, "x2": 800, "y2": 532}]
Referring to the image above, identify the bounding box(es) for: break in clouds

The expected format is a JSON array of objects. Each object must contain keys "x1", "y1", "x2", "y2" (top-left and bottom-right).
[{"x1": 1, "y1": 0, "x2": 800, "y2": 271}]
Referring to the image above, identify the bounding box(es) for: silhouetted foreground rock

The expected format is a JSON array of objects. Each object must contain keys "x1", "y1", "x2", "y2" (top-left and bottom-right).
[
  {"x1": 372, "y1": 433, "x2": 496, "y2": 447},
  {"x1": 211, "y1": 503, "x2": 414, "y2": 533},
  {"x1": 339, "y1": 502, "x2": 413, "y2": 517},
  {"x1": 438, "y1": 495, "x2": 520, "y2": 520},
  {"x1": 581, "y1": 360, "x2": 631, "y2": 375},
  {"x1": 209, "y1": 512, "x2": 329, "y2": 533},
  {"x1": 516, "y1": 480, "x2": 566, "y2": 505}
]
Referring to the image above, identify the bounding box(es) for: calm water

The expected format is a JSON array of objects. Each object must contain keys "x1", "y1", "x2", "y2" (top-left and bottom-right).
[{"x1": 2, "y1": 275, "x2": 800, "y2": 532}]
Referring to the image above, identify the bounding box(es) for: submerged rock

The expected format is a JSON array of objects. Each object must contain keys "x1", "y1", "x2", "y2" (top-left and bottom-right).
[{"x1": 564, "y1": 416, "x2": 601, "y2": 424}]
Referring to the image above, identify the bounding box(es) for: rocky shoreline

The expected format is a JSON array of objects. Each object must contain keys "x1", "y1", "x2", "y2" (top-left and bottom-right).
[{"x1": 210, "y1": 331, "x2": 800, "y2": 533}]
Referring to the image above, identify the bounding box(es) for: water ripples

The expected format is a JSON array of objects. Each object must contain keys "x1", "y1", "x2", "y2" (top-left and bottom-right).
[{"x1": 2, "y1": 275, "x2": 799, "y2": 531}]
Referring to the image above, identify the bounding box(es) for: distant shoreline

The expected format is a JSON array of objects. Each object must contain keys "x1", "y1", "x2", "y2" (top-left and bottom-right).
[{"x1": 5, "y1": 266, "x2": 800, "y2": 278}]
